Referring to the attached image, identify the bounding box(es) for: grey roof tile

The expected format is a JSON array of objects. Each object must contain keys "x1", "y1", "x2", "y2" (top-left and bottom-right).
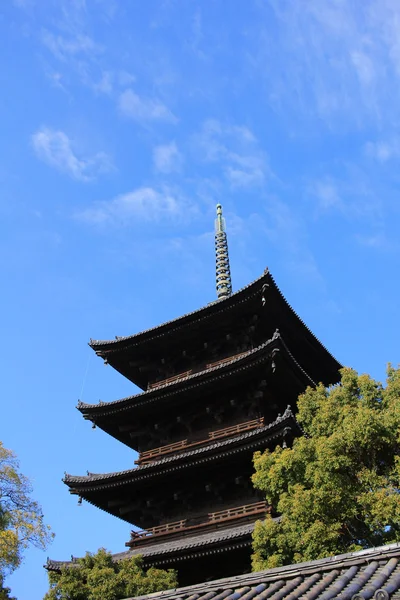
[
  {"x1": 118, "y1": 522, "x2": 256, "y2": 559},
  {"x1": 120, "y1": 543, "x2": 400, "y2": 600}
]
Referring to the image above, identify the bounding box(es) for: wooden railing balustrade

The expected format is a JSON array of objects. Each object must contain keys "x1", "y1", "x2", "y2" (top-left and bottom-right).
[
  {"x1": 135, "y1": 440, "x2": 188, "y2": 463},
  {"x1": 135, "y1": 417, "x2": 265, "y2": 465},
  {"x1": 209, "y1": 501, "x2": 267, "y2": 522},
  {"x1": 147, "y1": 350, "x2": 250, "y2": 391},
  {"x1": 205, "y1": 351, "x2": 248, "y2": 370},
  {"x1": 130, "y1": 519, "x2": 187, "y2": 540},
  {"x1": 209, "y1": 417, "x2": 264, "y2": 440},
  {"x1": 127, "y1": 501, "x2": 269, "y2": 547},
  {"x1": 148, "y1": 370, "x2": 192, "y2": 390}
]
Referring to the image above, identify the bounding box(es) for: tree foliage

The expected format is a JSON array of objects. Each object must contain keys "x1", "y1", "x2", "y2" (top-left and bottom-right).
[
  {"x1": 252, "y1": 366, "x2": 400, "y2": 570},
  {"x1": 44, "y1": 548, "x2": 177, "y2": 600},
  {"x1": 0, "y1": 441, "x2": 53, "y2": 577}
]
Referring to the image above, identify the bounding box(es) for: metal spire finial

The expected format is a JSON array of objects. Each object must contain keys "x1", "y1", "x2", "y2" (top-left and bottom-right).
[{"x1": 215, "y1": 204, "x2": 232, "y2": 300}]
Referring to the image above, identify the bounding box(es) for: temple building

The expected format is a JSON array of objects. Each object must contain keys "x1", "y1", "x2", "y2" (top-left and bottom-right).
[{"x1": 47, "y1": 205, "x2": 342, "y2": 586}]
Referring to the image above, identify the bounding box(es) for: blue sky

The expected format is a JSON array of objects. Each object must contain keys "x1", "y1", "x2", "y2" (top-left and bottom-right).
[{"x1": 1, "y1": 0, "x2": 400, "y2": 597}]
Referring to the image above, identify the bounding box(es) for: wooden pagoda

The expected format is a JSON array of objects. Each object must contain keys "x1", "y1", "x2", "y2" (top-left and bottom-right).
[{"x1": 48, "y1": 205, "x2": 341, "y2": 585}]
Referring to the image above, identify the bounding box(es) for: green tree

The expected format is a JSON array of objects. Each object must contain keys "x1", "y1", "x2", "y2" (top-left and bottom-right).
[
  {"x1": 0, "y1": 441, "x2": 53, "y2": 578},
  {"x1": 252, "y1": 366, "x2": 400, "y2": 571},
  {"x1": 44, "y1": 548, "x2": 177, "y2": 600}
]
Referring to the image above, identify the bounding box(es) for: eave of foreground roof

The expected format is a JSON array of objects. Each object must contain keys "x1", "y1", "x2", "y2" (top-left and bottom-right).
[
  {"x1": 125, "y1": 541, "x2": 400, "y2": 600},
  {"x1": 63, "y1": 408, "x2": 296, "y2": 491},
  {"x1": 78, "y1": 332, "x2": 315, "y2": 418}
]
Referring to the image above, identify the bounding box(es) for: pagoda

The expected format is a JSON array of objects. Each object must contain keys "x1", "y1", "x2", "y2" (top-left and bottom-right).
[{"x1": 48, "y1": 205, "x2": 341, "y2": 586}]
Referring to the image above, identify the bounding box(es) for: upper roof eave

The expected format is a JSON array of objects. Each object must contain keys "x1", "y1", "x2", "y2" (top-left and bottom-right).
[
  {"x1": 78, "y1": 332, "x2": 315, "y2": 418},
  {"x1": 89, "y1": 270, "x2": 269, "y2": 354},
  {"x1": 88, "y1": 269, "x2": 342, "y2": 377}
]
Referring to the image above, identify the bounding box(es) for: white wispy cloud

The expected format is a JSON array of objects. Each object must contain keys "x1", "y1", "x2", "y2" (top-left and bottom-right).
[
  {"x1": 194, "y1": 120, "x2": 268, "y2": 189},
  {"x1": 39, "y1": 2, "x2": 118, "y2": 96},
  {"x1": 224, "y1": 156, "x2": 265, "y2": 188},
  {"x1": 351, "y1": 51, "x2": 376, "y2": 87},
  {"x1": 189, "y1": 7, "x2": 207, "y2": 60},
  {"x1": 364, "y1": 138, "x2": 400, "y2": 162},
  {"x1": 31, "y1": 127, "x2": 113, "y2": 182},
  {"x1": 118, "y1": 89, "x2": 177, "y2": 124},
  {"x1": 13, "y1": 0, "x2": 32, "y2": 7},
  {"x1": 91, "y1": 71, "x2": 113, "y2": 95},
  {"x1": 118, "y1": 71, "x2": 136, "y2": 86},
  {"x1": 76, "y1": 187, "x2": 195, "y2": 225},
  {"x1": 255, "y1": 198, "x2": 345, "y2": 320},
  {"x1": 230, "y1": 198, "x2": 326, "y2": 288},
  {"x1": 308, "y1": 179, "x2": 342, "y2": 211},
  {"x1": 253, "y1": 0, "x2": 400, "y2": 129},
  {"x1": 356, "y1": 232, "x2": 388, "y2": 249},
  {"x1": 41, "y1": 30, "x2": 101, "y2": 61},
  {"x1": 308, "y1": 172, "x2": 384, "y2": 226},
  {"x1": 153, "y1": 142, "x2": 182, "y2": 173}
]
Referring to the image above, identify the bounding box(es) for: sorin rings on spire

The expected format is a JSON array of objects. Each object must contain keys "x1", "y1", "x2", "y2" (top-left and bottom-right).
[{"x1": 215, "y1": 204, "x2": 232, "y2": 300}]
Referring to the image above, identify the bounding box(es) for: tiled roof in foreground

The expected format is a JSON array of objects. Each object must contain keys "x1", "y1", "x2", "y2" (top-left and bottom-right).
[{"x1": 125, "y1": 542, "x2": 400, "y2": 600}]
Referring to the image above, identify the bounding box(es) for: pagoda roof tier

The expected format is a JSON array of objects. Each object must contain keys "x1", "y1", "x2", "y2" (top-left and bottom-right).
[
  {"x1": 89, "y1": 270, "x2": 341, "y2": 388},
  {"x1": 78, "y1": 333, "x2": 312, "y2": 448},
  {"x1": 65, "y1": 408, "x2": 294, "y2": 488},
  {"x1": 45, "y1": 520, "x2": 256, "y2": 572},
  {"x1": 90, "y1": 271, "x2": 269, "y2": 351},
  {"x1": 63, "y1": 410, "x2": 296, "y2": 525}
]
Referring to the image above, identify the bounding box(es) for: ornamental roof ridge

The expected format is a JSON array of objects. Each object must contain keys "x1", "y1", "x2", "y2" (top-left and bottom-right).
[
  {"x1": 78, "y1": 332, "x2": 313, "y2": 416},
  {"x1": 63, "y1": 411, "x2": 296, "y2": 486},
  {"x1": 276, "y1": 333, "x2": 317, "y2": 387},
  {"x1": 89, "y1": 270, "x2": 269, "y2": 350}
]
